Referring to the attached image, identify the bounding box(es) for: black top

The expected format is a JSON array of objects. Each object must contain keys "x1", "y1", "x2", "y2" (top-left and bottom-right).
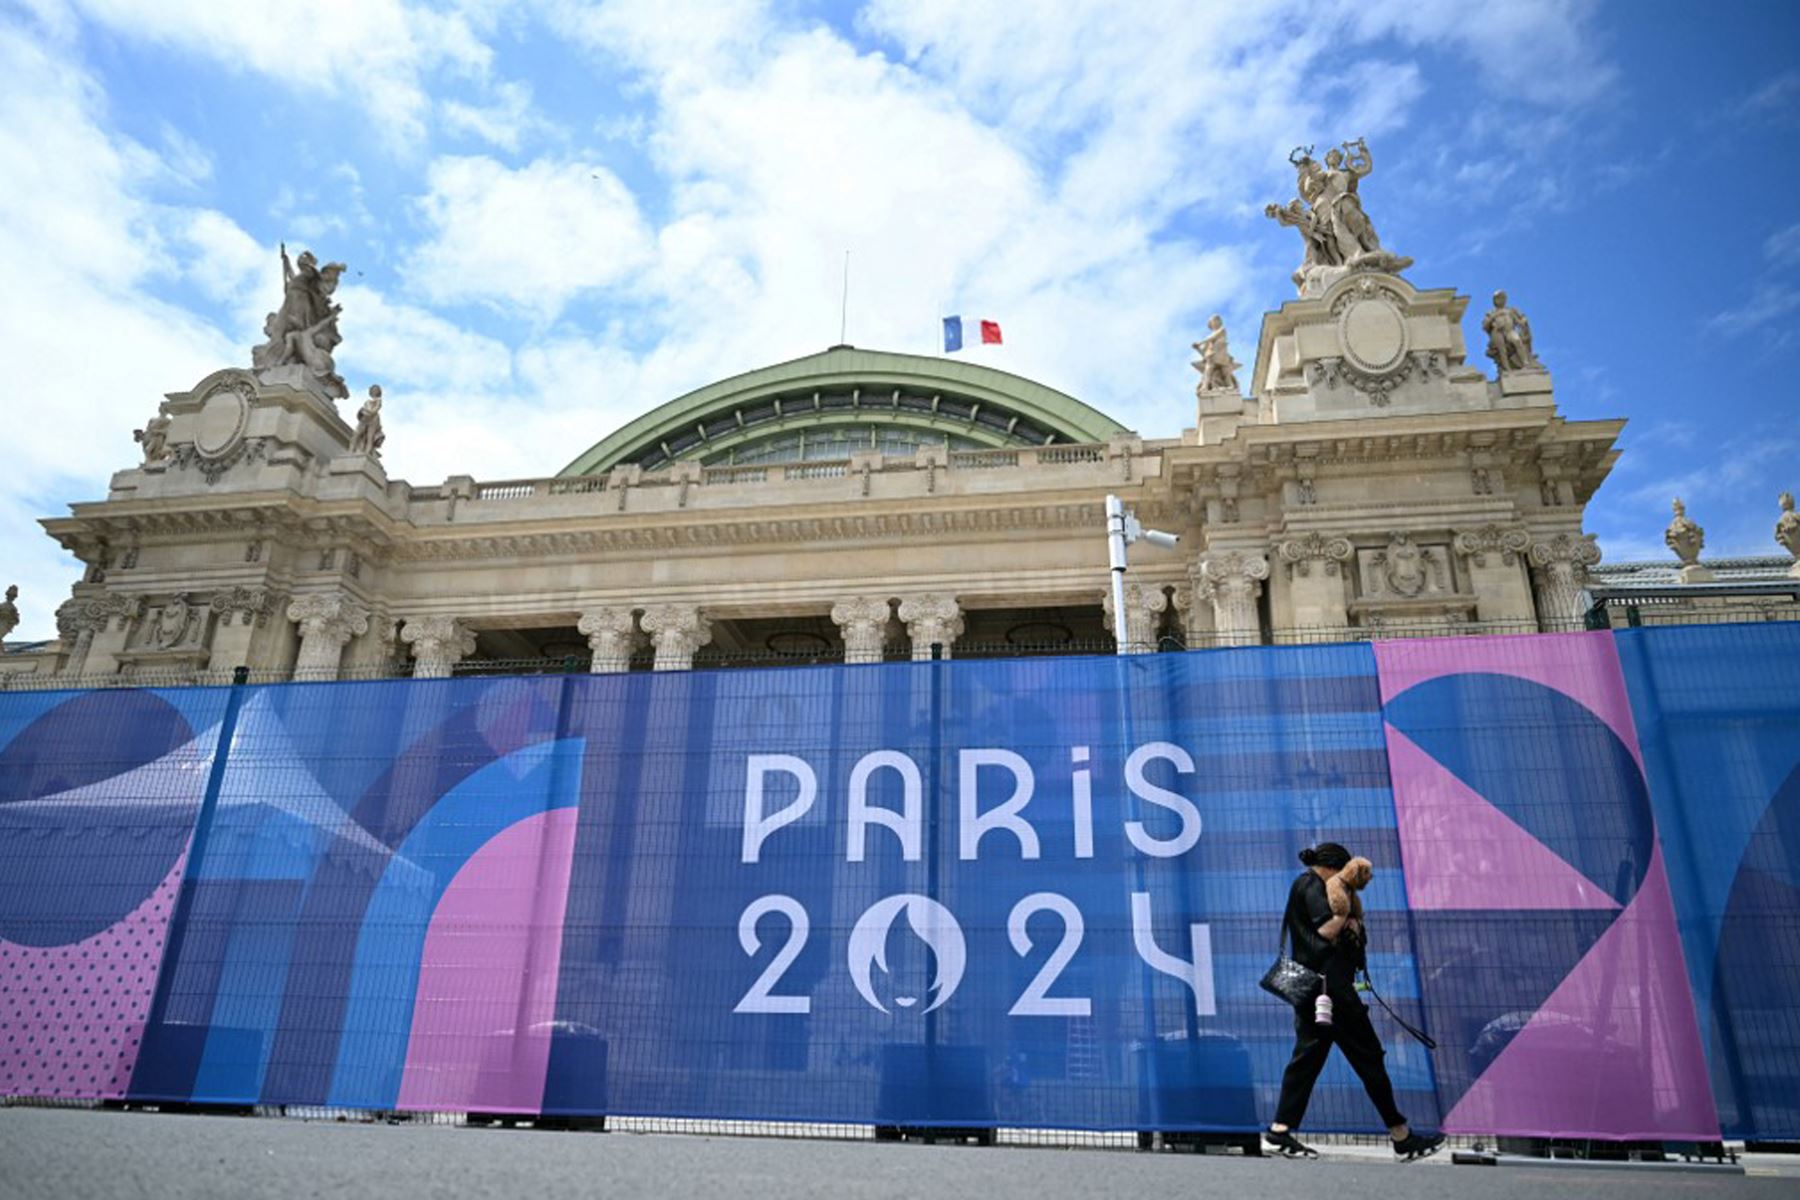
[{"x1": 1283, "y1": 870, "x2": 1363, "y2": 987}]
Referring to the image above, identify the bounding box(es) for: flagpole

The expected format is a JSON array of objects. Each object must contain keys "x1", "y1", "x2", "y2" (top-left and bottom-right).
[{"x1": 839, "y1": 250, "x2": 850, "y2": 345}]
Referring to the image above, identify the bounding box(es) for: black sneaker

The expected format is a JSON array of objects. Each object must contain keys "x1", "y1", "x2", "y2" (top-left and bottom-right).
[
  {"x1": 1394, "y1": 1131, "x2": 1445, "y2": 1162},
  {"x1": 1263, "y1": 1127, "x2": 1318, "y2": 1158}
]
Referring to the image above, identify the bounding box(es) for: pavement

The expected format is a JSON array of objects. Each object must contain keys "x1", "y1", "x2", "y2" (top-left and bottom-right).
[{"x1": 2, "y1": 1107, "x2": 1796, "y2": 1200}]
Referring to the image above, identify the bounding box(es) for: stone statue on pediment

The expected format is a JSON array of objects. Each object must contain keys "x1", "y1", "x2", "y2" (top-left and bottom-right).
[
  {"x1": 134, "y1": 412, "x2": 171, "y2": 464},
  {"x1": 1267, "y1": 139, "x2": 1411, "y2": 295},
  {"x1": 253, "y1": 243, "x2": 349, "y2": 399},
  {"x1": 0, "y1": 585, "x2": 18, "y2": 644},
  {"x1": 1483, "y1": 290, "x2": 1542, "y2": 375},
  {"x1": 1192, "y1": 315, "x2": 1241, "y2": 394},
  {"x1": 350, "y1": 385, "x2": 386, "y2": 457}
]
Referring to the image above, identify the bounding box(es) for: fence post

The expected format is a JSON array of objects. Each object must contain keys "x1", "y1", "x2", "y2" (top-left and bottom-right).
[{"x1": 138, "y1": 664, "x2": 252, "y2": 1061}]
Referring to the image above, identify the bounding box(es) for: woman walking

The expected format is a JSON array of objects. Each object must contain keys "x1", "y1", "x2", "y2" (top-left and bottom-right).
[{"x1": 1264, "y1": 842, "x2": 1445, "y2": 1162}]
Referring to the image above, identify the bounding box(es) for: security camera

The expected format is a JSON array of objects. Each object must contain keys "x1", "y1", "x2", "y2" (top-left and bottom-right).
[{"x1": 1139, "y1": 529, "x2": 1180, "y2": 551}]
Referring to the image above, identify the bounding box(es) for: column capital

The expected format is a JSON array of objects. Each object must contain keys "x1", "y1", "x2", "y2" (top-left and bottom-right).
[
  {"x1": 286, "y1": 592, "x2": 370, "y2": 644},
  {"x1": 1195, "y1": 549, "x2": 1267, "y2": 646},
  {"x1": 897, "y1": 593, "x2": 963, "y2": 660},
  {"x1": 640, "y1": 603, "x2": 712, "y2": 670},
  {"x1": 211, "y1": 585, "x2": 281, "y2": 628},
  {"x1": 1528, "y1": 531, "x2": 1602, "y2": 574},
  {"x1": 831, "y1": 596, "x2": 893, "y2": 664},
  {"x1": 1101, "y1": 582, "x2": 1169, "y2": 653},
  {"x1": 1273, "y1": 533, "x2": 1353, "y2": 578},
  {"x1": 287, "y1": 592, "x2": 370, "y2": 679},
  {"x1": 1528, "y1": 532, "x2": 1600, "y2": 630},
  {"x1": 400, "y1": 615, "x2": 477, "y2": 678},
  {"x1": 1196, "y1": 548, "x2": 1270, "y2": 596},
  {"x1": 1453, "y1": 524, "x2": 1531, "y2": 568},
  {"x1": 578, "y1": 606, "x2": 640, "y2": 673}
]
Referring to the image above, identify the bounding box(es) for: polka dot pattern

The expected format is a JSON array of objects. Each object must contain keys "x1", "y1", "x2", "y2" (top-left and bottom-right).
[{"x1": 0, "y1": 855, "x2": 186, "y2": 1099}]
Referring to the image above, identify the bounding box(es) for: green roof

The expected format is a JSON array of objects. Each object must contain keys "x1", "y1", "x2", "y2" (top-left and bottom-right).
[{"x1": 557, "y1": 345, "x2": 1130, "y2": 475}]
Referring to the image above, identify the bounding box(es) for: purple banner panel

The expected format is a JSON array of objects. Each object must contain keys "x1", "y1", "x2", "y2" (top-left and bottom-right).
[{"x1": 1375, "y1": 632, "x2": 1718, "y2": 1141}]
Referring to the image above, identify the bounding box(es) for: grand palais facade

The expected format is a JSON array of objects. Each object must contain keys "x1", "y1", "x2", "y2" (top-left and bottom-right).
[{"x1": 4, "y1": 149, "x2": 1798, "y2": 686}]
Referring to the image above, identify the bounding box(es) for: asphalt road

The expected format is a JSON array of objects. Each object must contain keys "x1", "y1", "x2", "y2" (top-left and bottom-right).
[{"x1": 1, "y1": 1108, "x2": 1793, "y2": 1200}]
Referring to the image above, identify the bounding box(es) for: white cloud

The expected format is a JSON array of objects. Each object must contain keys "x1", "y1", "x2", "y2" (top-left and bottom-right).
[
  {"x1": 405, "y1": 155, "x2": 654, "y2": 316},
  {"x1": 1708, "y1": 283, "x2": 1800, "y2": 341},
  {"x1": 62, "y1": 0, "x2": 495, "y2": 145},
  {"x1": 441, "y1": 80, "x2": 540, "y2": 151},
  {"x1": 337, "y1": 285, "x2": 514, "y2": 393},
  {"x1": 1765, "y1": 222, "x2": 1800, "y2": 269},
  {"x1": 165, "y1": 209, "x2": 268, "y2": 309},
  {"x1": 0, "y1": 20, "x2": 236, "y2": 640}
]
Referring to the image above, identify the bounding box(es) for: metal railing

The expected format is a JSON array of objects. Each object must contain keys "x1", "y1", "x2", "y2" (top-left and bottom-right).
[{"x1": 6, "y1": 607, "x2": 1793, "y2": 691}]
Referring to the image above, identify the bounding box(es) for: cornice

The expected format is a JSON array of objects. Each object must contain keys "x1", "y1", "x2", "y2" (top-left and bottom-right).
[{"x1": 389, "y1": 499, "x2": 1111, "y2": 562}]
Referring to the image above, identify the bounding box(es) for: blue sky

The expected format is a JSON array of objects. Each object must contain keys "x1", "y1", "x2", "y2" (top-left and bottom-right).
[{"x1": 2, "y1": 0, "x2": 1797, "y2": 639}]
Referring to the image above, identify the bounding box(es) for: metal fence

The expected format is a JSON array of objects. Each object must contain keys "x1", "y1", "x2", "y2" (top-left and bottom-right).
[{"x1": 5, "y1": 607, "x2": 1793, "y2": 693}]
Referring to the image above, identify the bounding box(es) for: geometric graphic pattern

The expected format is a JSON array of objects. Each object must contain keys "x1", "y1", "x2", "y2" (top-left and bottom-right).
[{"x1": 1, "y1": 627, "x2": 1796, "y2": 1138}]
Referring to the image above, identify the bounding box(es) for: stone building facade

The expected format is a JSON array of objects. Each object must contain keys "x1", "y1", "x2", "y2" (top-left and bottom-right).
[
  {"x1": 8, "y1": 137, "x2": 1796, "y2": 687},
  {"x1": 3, "y1": 263, "x2": 1643, "y2": 686}
]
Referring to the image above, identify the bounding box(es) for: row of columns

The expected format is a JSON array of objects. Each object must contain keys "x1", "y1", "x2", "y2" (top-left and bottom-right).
[
  {"x1": 282, "y1": 591, "x2": 975, "y2": 680},
  {"x1": 281, "y1": 530, "x2": 1601, "y2": 678}
]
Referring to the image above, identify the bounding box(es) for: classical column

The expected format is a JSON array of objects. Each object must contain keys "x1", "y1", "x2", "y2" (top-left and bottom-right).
[
  {"x1": 1273, "y1": 533, "x2": 1353, "y2": 635},
  {"x1": 287, "y1": 593, "x2": 370, "y2": 680},
  {"x1": 831, "y1": 596, "x2": 892, "y2": 664},
  {"x1": 1101, "y1": 582, "x2": 1169, "y2": 653},
  {"x1": 897, "y1": 593, "x2": 963, "y2": 660},
  {"x1": 1169, "y1": 582, "x2": 1215, "y2": 649},
  {"x1": 1528, "y1": 532, "x2": 1601, "y2": 631},
  {"x1": 1452, "y1": 524, "x2": 1535, "y2": 625},
  {"x1": 55, "y1": 599, "x2": 98, "y2": 677},
  {"x1": 401, "y1": 615, "x2": 477, "y2": 679},
  {"x1": 1198, "y1": 550, "x2": 1269, "y2": 647},
  {"x1": 640, "y1": 603, "x2": 712, "y2": 671},
  {"x1": 579, "y1": 606, "x2": 640, "y2": 673}
]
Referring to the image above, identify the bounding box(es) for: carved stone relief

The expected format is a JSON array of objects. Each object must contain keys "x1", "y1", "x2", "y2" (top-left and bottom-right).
[{"x1": 1359, "y1": 535, "x2": 1450, "y2": 598}]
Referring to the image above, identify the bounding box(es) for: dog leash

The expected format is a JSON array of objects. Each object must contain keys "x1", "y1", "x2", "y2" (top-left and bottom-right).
[{"x1": 1359, "y1": 970, "x2": 1437, "y2": 1050}]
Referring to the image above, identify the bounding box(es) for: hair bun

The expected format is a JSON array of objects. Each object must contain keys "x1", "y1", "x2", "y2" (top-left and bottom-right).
[{"x1": 1298, "y1": 847, "x2": 1319, "y2": 866}]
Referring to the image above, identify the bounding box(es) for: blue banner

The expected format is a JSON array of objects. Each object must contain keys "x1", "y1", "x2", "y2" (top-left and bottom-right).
[{"x1": 2, "y1": 626, "x2": 1798, "y2": 1139}]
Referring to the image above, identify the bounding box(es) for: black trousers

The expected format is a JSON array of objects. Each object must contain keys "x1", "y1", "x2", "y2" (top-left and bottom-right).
[{"x1": 1273, "y1": 983, "x2": 1407, "y2": 1130}]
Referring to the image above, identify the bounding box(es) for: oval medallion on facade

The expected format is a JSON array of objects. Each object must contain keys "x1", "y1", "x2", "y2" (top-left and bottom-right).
[
  {"x1": 1339, "y1": 297, "x2": 1409, "y2": 376},
  {"x1": 194, "y1": 382, "x2": 250, "y2": 459}
]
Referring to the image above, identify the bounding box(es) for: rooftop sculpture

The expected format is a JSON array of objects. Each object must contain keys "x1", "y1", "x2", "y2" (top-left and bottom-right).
[
  {"x1": 252, "y1": 243, "x2": 349, "y2": 399},
  {"x1": 1191, "y1": 315, "x2": 1241, "y2": 395},
  {"x1": 1265, "y1": 139, "x2": 1412, "y2": 297}
]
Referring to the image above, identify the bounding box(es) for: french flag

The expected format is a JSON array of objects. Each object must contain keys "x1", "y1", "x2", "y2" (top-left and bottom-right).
[{"x1": 943, "y1": 316, "x2": 1002, "y2": 353}]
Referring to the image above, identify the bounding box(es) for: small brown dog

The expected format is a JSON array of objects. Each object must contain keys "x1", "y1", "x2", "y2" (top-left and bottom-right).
[{"x1": 1325, "y1": 856, "x2": 1373, "y2": 920}]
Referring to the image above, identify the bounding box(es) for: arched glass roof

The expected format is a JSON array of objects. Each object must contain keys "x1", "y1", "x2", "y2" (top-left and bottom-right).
[{"x1": 557, "y1": 346, "x2": 1130, "y2": 475}]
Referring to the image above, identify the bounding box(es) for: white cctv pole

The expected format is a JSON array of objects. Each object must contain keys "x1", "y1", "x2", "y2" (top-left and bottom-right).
[
  {"x1": 1105, "y1": 493, "x2": 1180, "y2": 655},
  {"x1": 1106, "y1": 494, "x2": 1131, "y2": 653}
]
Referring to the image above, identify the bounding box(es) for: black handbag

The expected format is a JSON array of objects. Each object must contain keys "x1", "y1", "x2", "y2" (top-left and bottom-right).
[{"x1": 1259, "y1": 903, "x2": 1323, "y2": 1008}]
